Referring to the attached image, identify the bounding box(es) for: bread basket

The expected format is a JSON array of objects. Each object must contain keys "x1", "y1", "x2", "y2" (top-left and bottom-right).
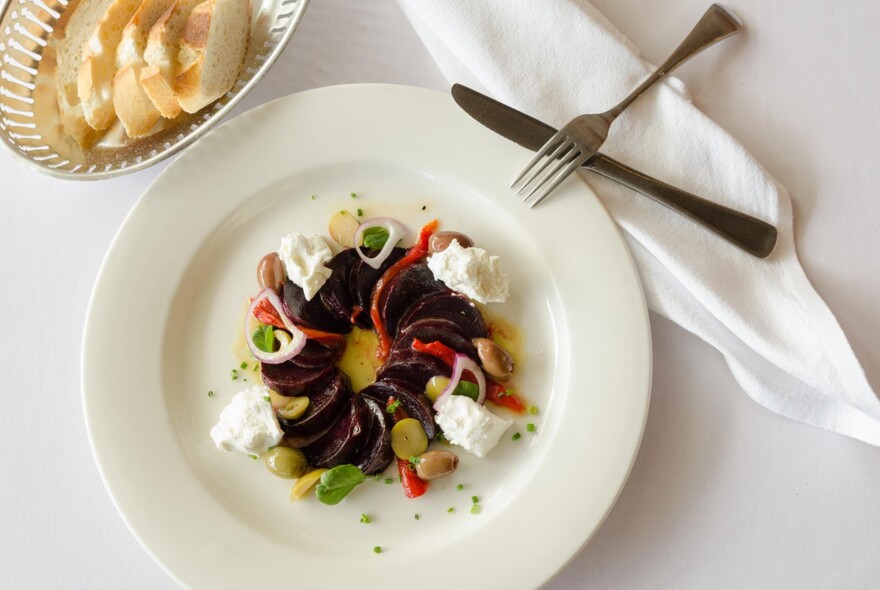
[{"x1": 0, "y1": 0, "x2": 308, "y2": 180}]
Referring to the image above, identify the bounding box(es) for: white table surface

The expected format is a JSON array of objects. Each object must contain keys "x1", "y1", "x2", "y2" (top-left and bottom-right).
[{"x1": 2, "y1": 0, "x2": 879, "y2": 588}]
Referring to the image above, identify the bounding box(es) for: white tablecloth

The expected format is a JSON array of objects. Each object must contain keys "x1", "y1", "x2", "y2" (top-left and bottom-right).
[{"x1": 2, "y1": 0, "x2": 878, "y2": 587}]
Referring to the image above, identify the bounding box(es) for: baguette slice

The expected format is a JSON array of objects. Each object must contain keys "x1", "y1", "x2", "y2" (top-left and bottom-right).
[
  {"x1": 77, "y1": 0, "x2": 144, "y2": 131},
  {"x1": 52, "y1": 0, "x2": 116, "y2": 147},
  {"x1": 139, "y1": 0, "x2": 202, "y2": 118},
  {"x1": 112, "y1": 0, "x2": 177, "y2": 136},
  {"x1": 175, "y1": 0, "x2": 249, "y2": 114}
]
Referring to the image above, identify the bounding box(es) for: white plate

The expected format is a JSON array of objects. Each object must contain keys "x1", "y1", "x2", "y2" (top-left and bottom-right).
[{"x1": 82, "y1": 84, "x2": 651, "y2": 589}]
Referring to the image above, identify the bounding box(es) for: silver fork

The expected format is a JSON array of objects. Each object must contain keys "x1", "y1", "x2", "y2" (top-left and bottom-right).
[{"x1": 511, "y1": 3, "x2": 743, "y2": 207}]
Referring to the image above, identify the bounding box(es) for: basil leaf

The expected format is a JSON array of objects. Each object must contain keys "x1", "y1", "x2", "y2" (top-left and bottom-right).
[
  {"x1": 251, "y1": 325, "x2": 276, "y2": 353},
  {"x1": 362, "y1": 226, "x2": 390, "y2": 250},
  {"x1": 452, "y1": 381, "x2": 480, "y2": 401},
  {"x1": 316, "y1": 464, "x2": 367, "y2": 505}
]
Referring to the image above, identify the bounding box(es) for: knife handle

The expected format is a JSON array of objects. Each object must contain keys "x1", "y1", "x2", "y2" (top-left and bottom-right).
[{"x1": 588, "y1": 155, "x2": 777, "y2": 258}]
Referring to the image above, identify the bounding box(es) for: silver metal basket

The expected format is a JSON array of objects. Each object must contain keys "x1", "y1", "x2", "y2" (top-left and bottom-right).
[{"x1": 0, "y1": 0, "x2": 308, "y2": 180}]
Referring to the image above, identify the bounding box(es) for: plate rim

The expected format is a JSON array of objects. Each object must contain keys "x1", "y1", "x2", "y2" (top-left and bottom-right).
[{"x1": 81, "y1": 83, "x2": 652, "y2": 589}]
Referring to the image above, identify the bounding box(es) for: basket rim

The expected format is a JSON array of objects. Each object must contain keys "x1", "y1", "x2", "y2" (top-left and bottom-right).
[{"x1": 0, "y1": 0, "x2": 310, "y2": 181}]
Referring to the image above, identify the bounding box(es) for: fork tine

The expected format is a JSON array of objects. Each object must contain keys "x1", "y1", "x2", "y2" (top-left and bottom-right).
[
  {"x1": 520, "y1": 144, "x2": 578, "y2": 202},
  {"x1": 510, "y1": 129, "x2": 567, "y2": 188},
  {"x1": 514, "y1": 140, "x2": 572, "y2": 196},
  {"x1": 528, "y1": 152, "x2": 589, "y2": 208}
]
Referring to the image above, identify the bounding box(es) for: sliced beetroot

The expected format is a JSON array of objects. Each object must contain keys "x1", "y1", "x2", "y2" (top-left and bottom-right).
[
  {"x1": 392, "y1": 318, "x2": 478, "y2": 362},
  {"x1": 303, "y1": 396, "x2": 372, "y2": 468},
  {"x1": 377, "y1": 349, "x2": 451, "y2": 391},
  {"x1": 361, "y1": 379, "x2": 436, "y2": 440},
  {"x1": 350, "y1": 247, "x2": 407, "y2": 328},
  {"x1": 282, "y1": 279, "x2": 350, "y2": 333},
  {"x1": 353, "y1": 396, "x2": 394, "y2": 475},
  {"x1": 319, "y1": 249, "x2": 361, "y2": 326},
  {"x1": 379, "y1": 263, "x2": 448, "y2": 338},
  {"x1": 261, "y1": 359, "x2": 337, "y2": 396},
  {"x1": 277, "y1": 370, "x2": 350, "y2": 438},
  {"x1": 290, "y1": 339, "x2": 345, "y2": 369},
  {"x1": 398, "y1": 292, "x2": 488, "y2": 340}
]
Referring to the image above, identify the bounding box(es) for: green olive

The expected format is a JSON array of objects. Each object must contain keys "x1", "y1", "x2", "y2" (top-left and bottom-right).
[
  {"x1": 390, "y1": 418, "x2": 429, "y2": 460},
  {"x1": 414, "y1": 450, "x2": 459, "y2": 480},
  {"x1": 277, "y1": 396, "x2": 309, "y2": 420},
  {"x1": 264, "y1": 447, "x2": 309, "y2": 479},
  {"x1": 425, "y1": 375, "x2": 450, "y2": 402}
]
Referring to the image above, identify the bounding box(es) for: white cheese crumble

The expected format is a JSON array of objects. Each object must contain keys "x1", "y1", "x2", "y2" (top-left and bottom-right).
[
  {"x1": 210, "y1": 385, "x2": 283, "y2": 456},
  {"x1": 435, "y1": 395, "x2": 513, "y2": 458},
  {"x1": 278, "y1": 233, "x2": 333, "y2": 300},
  {"x1": 427, "y1": 240, "x2": 509, "y2": 304}
]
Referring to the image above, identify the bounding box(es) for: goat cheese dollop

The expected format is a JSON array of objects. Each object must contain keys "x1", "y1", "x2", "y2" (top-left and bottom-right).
[
  {"x1": 427, "y1": 240, "x2": 509, "y2": 304},
  {"x1": 435, "y1": 395, "x2": 513, "y2": 458},
  {"x1": 210, "y1": 385, "x2": 283, "y2": 456},
  {"x1": 278, "y1": 233, "x2": 333, "y2": 300}
]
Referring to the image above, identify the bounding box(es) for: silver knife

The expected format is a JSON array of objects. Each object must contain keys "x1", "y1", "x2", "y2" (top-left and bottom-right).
[{"x1": 451, "y1": 84, "x2": 777, "y2": 259}]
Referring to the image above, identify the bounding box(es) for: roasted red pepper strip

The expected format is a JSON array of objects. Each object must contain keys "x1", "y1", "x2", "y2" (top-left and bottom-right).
[
  {"x1": 413, "y1": 338, "x2": 527, "y2": 414},
  {"x1": 397, "y1": 457, "x2": 429, "y2": 499},
  {"x1": 370, "y1": 220, "x2": 439, "y2": 360},
  {"x1": 486, "y1": 381, "x2": 527, "y2": 414},
  {"x1": 251, "y1": 298, "x2": 345, "y2": 346}
]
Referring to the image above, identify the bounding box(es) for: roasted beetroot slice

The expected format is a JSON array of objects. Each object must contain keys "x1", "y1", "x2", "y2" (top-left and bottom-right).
[
  {"x1": 392, "y1": 318, "x2": 478, "y2": 362},
  {"x1": 398, "y1": 292, "x2": 488, "y2": 339},
  {"x1": 277, "y1": 370, "x2": 350, "y2": 438},
  {"x1": 261, "y1": 360, "x2": 336, "y2": 396},
  {"x1": 379, "y1": 263, "x2": 448, "y2": 338},
  {"x1": 291, "y1": 340, "x2": 345, "y2": 369},
  {"x1": 361, "y1": 379, "x2": 436, "y2": 440},
  {"x1": 377, "y1": 349, "x2": 450, "y2": 391},
  {"x1": 353, "y1": 397, "x2": 394, "y2": 475},
  {"x1": 283, "y1": 280, "x2": 350, "y2": 333},
  {"x1": 303, "y1": 396, "x2": 372, "y2": 468},
  {"x1": 350, "y1": 247, "x2": 407, "y2": 328},
  {"x1": 319, "y1": 249, "x2": 361, "y2": 325}
]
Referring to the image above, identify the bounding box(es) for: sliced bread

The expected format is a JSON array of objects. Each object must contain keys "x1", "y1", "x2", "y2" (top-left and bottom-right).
[
  {"x1": 77, "y1": 0, "x2": 144, "y2": 131},
  {"x1": 139, "y1": 0, "x2": 202, "y2": 119},
  {"x1": 112, "y1": 0, "x2": 177, "y2": 136},
  {"x1": 175, "y1": 0, "x2": 250, "y2": 114},
  {"x1": 52, "y1": 0, "x2": 116, "y2": 147}
]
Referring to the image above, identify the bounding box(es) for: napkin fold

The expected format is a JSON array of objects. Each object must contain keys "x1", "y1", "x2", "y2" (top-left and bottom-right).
[{"x1": 397, "y1": 0, "x2": 880, "y2": 445}]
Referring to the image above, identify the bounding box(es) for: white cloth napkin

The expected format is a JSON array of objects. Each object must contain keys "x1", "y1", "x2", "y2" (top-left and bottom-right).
[{"x1": 397, "y1": 0, "x2": 880, "y2": 445}]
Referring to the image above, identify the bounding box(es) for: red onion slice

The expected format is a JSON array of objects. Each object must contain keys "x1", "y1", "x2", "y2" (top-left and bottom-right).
[
  {"x1": 433, "y1": 354, "x2": 487, "y2": 411},
  {"x1": 246, "y1": 289, "x2": 307, "y2": 364},
  {"x1": 354, "y1": 217, "x2": 410, "y2": 270}
]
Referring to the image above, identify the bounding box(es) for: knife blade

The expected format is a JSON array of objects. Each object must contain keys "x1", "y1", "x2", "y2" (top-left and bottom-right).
[{"x1": 450, "y1": 84, "x2": 777, "y2": 259}]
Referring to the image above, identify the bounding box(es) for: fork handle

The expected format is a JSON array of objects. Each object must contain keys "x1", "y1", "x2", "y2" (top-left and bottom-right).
[
  {"x1": 605, "y1": 4, "x2": 743, "y2": 120},
  {"x1": 589, "y1": 154, "x2": 777, "y2": 258}
]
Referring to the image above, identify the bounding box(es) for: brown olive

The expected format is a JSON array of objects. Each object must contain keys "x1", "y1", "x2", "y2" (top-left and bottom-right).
[
  {"x1": 257, "y1": 252, "x2": 285, "y2": 293},
  {"x1": 428, "y1": 231, "x2": 474, "y2": 254},
  {"x1": 473, "y1": 338, "x2": 514, "y2": 381},
  {"x1": 414, "y1": 450, "x2": 459, "y2": 480}
]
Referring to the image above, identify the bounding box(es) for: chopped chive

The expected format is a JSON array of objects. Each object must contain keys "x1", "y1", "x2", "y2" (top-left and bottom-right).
[
  {"x1": 447, "y1": 507, "x2": 454, "y2": 513},
  {"x1": 529, "y1": 405, "x2": 539, "y2": 415},
  {"x1": 384, "y1": 478, "x2": 393, "y2": 485},
  {"x1": 527, "y1": 423, "x2": 536, "y2": 432},
  {"x1": 253, "y1": 364, "x2": 259, "y2": 372},
  {"x1": 243, "y1": 378, "x2": 248, "y2": 382},
  {"x1": 310, "y1": 194, "x2": 317, "y2": 200},
  {"x1": 249, "y1": 454, "x2": 258, "y2": 460},
  {"x1": 240, "y1": 361, "x2": 248, "y2": 370},
  {"x1": 471, "y1": 495, "x2": 479, "y2": 504},
  {"x1": 207, "y1": 390, "x2": 214, "y2": 397},
  {"x1": 456, "y1": 484, "x2": 464, "y2": 491},
  {"x1": 373, "y1": 546, "x2": 382, "y2": 554},
  {"x1": 263, "y1": 396, "x2": 271, "y2": 403},
  {"x1": 512, "y1": 432, "x2": 522, "y2": 441},
  {"x1": 386, "y1": 399, "x2": 401, "y2": 413},
  {"x1": 350, "y1": 192, "x2": 357, "y2": 198},
  {"x1": 360, "y1": 514, "x2": 372, "y2": 524},
  {"x1": 357, "y1": 208, "x2": 364, "y2": 217},
  {"x1": 470, "y1": 505, "x2": 482, "y2": 515},
  {"x1": 414, "y1": 513, "x2": 421, "y2": 520},
  {"x1": 373, "y1": 474, "x2": 382, "y2": 481},
  {"x1": 408, "y1": 456, "x2": 421, "y2": 466}
]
